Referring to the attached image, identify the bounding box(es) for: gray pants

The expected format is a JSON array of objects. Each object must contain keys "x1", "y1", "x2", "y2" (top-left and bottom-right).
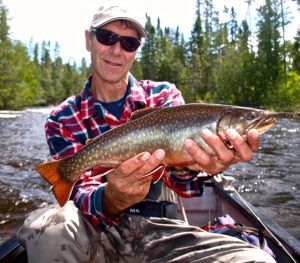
[{"x1": 17, "y1": 201, "x2": 276, "y2": 263}]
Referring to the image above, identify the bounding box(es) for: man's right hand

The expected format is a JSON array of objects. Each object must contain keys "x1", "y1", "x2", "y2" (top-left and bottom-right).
[{"x1": 103, "y1": 149, "x2": 165, "y2": 218}]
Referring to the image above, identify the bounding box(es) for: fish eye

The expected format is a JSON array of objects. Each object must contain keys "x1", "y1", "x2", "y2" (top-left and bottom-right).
[{"x1": 247, "y1": 111, "x2": 257, "y2": 120}]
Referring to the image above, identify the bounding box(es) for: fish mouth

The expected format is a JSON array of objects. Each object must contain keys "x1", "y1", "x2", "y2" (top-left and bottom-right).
[{"x1": 248, "y1": 113, "x2": 277, "y2": 134}]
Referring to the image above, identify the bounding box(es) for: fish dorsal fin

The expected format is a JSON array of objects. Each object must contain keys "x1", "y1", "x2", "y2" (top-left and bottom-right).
[{"x1": 130, "y1": 107, "x2": 161, "y2": 121}]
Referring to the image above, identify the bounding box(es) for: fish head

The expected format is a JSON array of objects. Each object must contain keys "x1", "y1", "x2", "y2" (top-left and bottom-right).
[{"x1": 217, "y1": 106, "x2": 277, "y2": 146}]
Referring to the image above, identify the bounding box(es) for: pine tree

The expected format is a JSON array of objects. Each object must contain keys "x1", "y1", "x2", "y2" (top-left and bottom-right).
[
  {"x1": 141, "y1": 14, "x2": 159, "y2": 79},
  {"x1": 292, "y1": 30, "x2": 300, "y2": 73},
  {"x1": 0, "y1": 4, "x2": 11, "y2": 108},
  {"x1": 229, "y1": 7, "x2": 238, "y2": 45},
  {"x1": 256, "y1": 0, "x2": 283, "y2": 106},
  {"x1": 188, "y1": 0, "x2": 204, "y2": 101}
]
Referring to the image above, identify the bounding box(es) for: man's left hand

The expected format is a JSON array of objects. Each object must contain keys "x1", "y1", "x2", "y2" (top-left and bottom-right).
[{"x1": 183, "y1": 128, "x2": 260, "y2": 175}]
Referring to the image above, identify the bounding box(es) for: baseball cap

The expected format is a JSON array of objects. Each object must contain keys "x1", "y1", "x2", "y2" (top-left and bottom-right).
[{"x1": 90, "y1": 5, "x2": 147, "y2": 39}]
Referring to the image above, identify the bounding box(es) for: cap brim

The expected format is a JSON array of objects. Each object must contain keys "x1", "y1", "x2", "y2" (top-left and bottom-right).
[{"x1": 92, "y1": 17, "x2": 147, "y2": 38}]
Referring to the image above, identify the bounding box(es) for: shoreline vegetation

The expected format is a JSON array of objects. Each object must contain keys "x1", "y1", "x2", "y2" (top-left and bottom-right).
[
  {"x1": 0, "y1": 1, "x2": 299, "y2": 112},
  {"x1": 0, "y1": 107, "x2": 299, "y2": 120}
]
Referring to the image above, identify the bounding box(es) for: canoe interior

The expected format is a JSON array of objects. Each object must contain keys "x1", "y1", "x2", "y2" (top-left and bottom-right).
[
  {"x1": 1, "y1": 175, "x2": 300, "y2": 263},
  {"x1": 178, "y1": 178, "x2": 266, "y2": 227},
  {"x1": 177, "y1": 175, "x2": 300, "y2": 262}
]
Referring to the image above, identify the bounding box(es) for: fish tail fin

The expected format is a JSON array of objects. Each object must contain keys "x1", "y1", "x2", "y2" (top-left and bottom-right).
[
  {"x1": 35, "y1": 159, "x2": 63, "y2": 185},
  {"x1": 52, "y1": 180, "x2": 76, "y2": 207},
  {"x1": 35, "y1": 159, "x2": 75, "y2": 207}
]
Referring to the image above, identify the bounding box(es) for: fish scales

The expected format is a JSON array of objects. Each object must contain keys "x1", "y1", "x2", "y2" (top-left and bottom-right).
[
  {"x1": 60, "y1": 105, "x2": 243, "y2": 180},
  {"x1": 36, "y1": 103, "x2": 276, "y2": 206},
  {"x1": 60, "y1": 105, "x2": 212, "y2": 181}
]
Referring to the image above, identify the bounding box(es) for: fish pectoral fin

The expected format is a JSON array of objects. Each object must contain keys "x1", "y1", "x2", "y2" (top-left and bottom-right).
[
  {"x1": 217, "y1": 132, "x2": 234, "y2": 149},
  {"x1": 91, "y1": 164, "x2": 118, "y2": 176},
  {"x1": 52, "y1": 179, "x2": 76, "y2": 207},
  {"x1": 144, "y1": 165, "x2": 165, "y2": 183}
]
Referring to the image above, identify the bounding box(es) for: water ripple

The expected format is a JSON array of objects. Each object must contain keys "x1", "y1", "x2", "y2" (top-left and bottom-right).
[{"x1": 0, "y1": 110, "x2": 299, "y2": 243}]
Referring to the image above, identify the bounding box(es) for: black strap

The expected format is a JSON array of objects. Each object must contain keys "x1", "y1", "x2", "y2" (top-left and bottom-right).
[
  {"x1": 75, "y1": 95, "x2": 93, "y2": 141},
  {"x1": 222, "y1": 225, "x2": 265, "y2": 247},
  {"x1": 126, "y1": 201, "x2": 177, "y2": 219},
  {"x1": 83, "y1": 119, "x2": 93, "y2": 140}
]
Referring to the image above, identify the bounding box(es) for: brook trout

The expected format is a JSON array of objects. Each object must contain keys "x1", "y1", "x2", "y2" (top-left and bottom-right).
[{"x1": 36, "y1": 103, "x2": 276, "y2": 206}]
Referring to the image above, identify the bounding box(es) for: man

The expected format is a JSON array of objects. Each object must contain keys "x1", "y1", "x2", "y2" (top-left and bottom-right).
[{"x1": 17, "y1": 3, "x2": 276, "y2": 263}]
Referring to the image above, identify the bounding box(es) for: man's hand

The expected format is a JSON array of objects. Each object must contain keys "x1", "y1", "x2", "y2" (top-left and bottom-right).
[
  {"x1": 183, "y1": 128, "x2": 260, "y2": 175},
  {"x1": 103, "y1": 149, "x2": 165, "y2": 218},
  {"x1": 102, "y1": 128, "x2": 260, "y2": 218}
]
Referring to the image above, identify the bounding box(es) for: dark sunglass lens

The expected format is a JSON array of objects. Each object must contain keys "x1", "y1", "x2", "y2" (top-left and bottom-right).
[
  {"x1": 121, "y1": 37, "x2": 141, "y2": 52},
  {"x1": 94, "y1": 28, "x2": 140, "y2": 52},
  {"x1": 95, "y1": 29, "x2": 118, "y2": 46}
]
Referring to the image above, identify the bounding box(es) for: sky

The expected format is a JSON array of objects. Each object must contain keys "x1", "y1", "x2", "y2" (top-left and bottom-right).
[{"x1": 2, "y1": 0, "x2": 299, "y2": 64}]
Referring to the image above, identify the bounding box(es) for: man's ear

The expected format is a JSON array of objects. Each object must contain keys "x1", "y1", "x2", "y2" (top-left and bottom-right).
[{"x1": 85, "y1": 30, "x2": 92, "y2": 52}]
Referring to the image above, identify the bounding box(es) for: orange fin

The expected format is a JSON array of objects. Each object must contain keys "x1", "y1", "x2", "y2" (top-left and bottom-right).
[
  {"x1": 52, "y1": 179, "x2": 76, "y2": 206},
  {"x1": 35, "y1": 159, "x2": 74, "y2": 206},
  {"x1": 130, "y1": 107, "x2": 161, "y2": 121},
  {"x1": 35, "y1": 159, "x2": 64, "y2": 185},
  {"x1": 144, "y1": 165, "x2": 166, "y2": 183}
]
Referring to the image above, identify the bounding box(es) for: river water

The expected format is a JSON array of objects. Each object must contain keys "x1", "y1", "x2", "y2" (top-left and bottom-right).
[{"x1": 0, "y1": 108, "x2": 299, "y2": 244}]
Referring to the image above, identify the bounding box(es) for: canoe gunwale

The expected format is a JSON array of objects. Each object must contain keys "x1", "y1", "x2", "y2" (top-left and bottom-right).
[{"x1": 0, "y1": 236, "x2": 26, "y2": 263}]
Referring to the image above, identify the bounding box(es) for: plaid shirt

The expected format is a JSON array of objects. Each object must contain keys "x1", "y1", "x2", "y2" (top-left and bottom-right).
[{"x1": 45, "y1": 74, "x2": 205, "y2": 230}]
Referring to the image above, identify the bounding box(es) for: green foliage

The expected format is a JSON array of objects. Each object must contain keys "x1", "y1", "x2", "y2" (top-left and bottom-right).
[
  {"x1": 0, "y1": 3, "x2": 87, "y2": 109},
  {"x1": 0, "y1": 0, "x2": 299, "y2": 112},
  {"x1": 277, "y1": 71, "x2": 300, "y2": 111},
  {"x1": 292, "y1": 31, "x2": 300, "y2": 74},
  {"x1": 131, "y1": 60, "x2": 143, "y2": 80}
]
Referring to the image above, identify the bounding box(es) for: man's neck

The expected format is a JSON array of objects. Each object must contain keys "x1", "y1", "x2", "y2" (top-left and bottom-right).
[{"x1": 91, "y1": 76, "x2": 128, "y2": 103}]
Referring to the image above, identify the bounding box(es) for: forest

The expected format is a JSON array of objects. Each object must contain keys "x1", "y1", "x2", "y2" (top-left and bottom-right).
[{"x1": 0, "y1": 0, "x2": 299, "y2": 111}]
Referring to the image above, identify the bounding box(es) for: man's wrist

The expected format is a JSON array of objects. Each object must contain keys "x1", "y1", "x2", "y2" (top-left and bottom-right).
[{"x1": 102, "y1": 185, "x2": 128, "y2": 218}]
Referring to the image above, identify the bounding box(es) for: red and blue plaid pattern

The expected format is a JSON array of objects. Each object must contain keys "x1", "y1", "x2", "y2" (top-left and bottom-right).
[{"x1": 45, "y1": 74, "x2": 205, "y2": 230}]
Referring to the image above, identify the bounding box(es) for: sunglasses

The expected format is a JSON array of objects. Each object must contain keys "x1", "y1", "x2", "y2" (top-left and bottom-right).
[{"x1": 92, "y1": 28, "x2": 141, "y2": 52}]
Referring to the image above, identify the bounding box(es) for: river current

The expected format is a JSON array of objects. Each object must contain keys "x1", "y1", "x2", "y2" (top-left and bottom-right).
[{"x1": 0, "y1": 108, "x2": 299, "y2": 244}]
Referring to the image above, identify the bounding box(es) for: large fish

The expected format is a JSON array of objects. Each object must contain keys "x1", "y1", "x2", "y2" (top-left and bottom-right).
[{"x1": 36, "y1": 103, "x2": 276, "y2": 206}]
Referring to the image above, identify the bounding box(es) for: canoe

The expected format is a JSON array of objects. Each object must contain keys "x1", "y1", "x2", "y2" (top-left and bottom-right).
[
  {"x1": 178, "y1": 174, "x2": 300, "y2": 262},
  {"x1": 0, "y1": 174, "x2": 299, "y2": 262}
]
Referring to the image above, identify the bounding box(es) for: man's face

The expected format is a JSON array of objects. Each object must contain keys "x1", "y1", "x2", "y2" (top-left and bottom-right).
[{"x1": 86, "y1": 21, "x2": 139, "y2": 84}]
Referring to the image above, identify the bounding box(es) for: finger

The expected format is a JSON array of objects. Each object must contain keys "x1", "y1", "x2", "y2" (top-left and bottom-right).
[
  {"x1": 184, "y1": 139, "x2": 227, "y2": 173},
  {"x1": 186, "y1": 137, "x2": 236, "y2": 173},
  {"x1": 112, "y1": 152, "x2": 151, "y2": 178},
  {"x1": 184, "y1": 139, "x2": 212, "y2": 168},
  {"x1": 143, "y1": 165, "x2": 165, "y2": 182},
  {"x1": 225, "y1": 129, "x2": 254, "y2": 161},
  {"x1": 247, "y1": 129, "x2": 260, "y2": 152},
  {"x1": 201, "y1": 129, "x2": 235, "y2": 164},
  {"x1": 135, "y1": 149, "x2": 165, "y2": 179}
]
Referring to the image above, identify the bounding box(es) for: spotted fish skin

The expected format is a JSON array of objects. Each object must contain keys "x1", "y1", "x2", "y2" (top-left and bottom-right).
[{"x1": 36, "y1": 103, "x2": 276, "y2": 206}]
